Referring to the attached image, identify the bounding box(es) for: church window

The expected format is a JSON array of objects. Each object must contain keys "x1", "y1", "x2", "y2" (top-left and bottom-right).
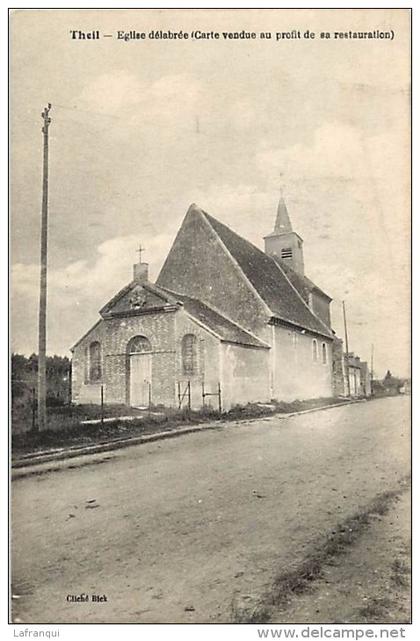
[
  {"x1": 182, "y1": 334, "x2": 198, "y2": 376},
  {"x1": 312, "y1": 339, "x2": 318, "y2": 362},
  {"x1": 127, "y1": 335, "x2": 152, "y2": 354},
  {"x1": 322, "y1": 342, "x2": 327, "y2": 364},
  {"x1": 281, "y1": 247, "x2": 293, "y2": 259},
  {"x1": 89, "y1": 341, "x2": 102, "y2": 382}
]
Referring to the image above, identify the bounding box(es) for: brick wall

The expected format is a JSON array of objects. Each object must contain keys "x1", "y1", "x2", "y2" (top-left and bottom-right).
[
  {"x1": 104, "y1": 311, "x2": 177, "y2": 406},
  {"x1": 175, "y1": 310, "x2": 221, "y2": 410},
  {"x1": 71, "y1": 321, "x2": 106, "y2": 404},
  {"x1": 72, "y1": 311, "x2": 178, "y2": 406},
  {"x1": 72, "y1": 307, "x2": 227, "y2": 410}
]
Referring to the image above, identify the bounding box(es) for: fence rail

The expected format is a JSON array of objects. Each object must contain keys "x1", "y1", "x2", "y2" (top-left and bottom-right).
[
  {"x1": 202, "y1": 381, "x2": 222, "y2": 413},
  {"x1": 177, "y1": 381, "x2": 191, "y2": 410}
]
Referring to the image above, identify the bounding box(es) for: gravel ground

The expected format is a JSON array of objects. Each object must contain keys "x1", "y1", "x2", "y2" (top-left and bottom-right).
[{"x1": 11, "y1": 396, "x2": 410, "y2": 624}]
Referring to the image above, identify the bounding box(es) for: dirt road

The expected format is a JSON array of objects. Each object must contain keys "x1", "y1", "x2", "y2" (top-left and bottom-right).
[
  {"x1": 268, "y1": 488, "x2": 411, "y2": 624},
  {"x1": 11, "y1": 396, "x2": 410, "y2": 623}
]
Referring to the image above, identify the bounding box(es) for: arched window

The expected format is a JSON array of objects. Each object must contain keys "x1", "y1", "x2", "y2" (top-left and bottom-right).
[
  {"x1": 322, "y1": 342, "x2": 327, "y2": 365},
  {"x1": 127, "y1": 335, "x2": 152, "y2": 354},
  {"x1": 89, "y1": 341, "x2": 102, "y2": 382},
  {"x1": 312, "y1": 339, "x2": 318, "y2": 362},
  {"x1": 182, "y1": 334, "x2": 198, "y2": 376}
]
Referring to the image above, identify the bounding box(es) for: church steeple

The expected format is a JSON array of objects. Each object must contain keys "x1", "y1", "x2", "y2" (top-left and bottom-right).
[
  {"x1": 264, "y1": 194, "x2": 304, "y2": 275},
  {"x1": 273, "y1": 195, "x2": 293, "y2": 234}
]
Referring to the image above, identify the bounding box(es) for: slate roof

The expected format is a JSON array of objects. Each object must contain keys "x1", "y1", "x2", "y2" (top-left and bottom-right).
[
  {"x1": 200, "y1": 209, "x2": 333, "y2": 339},
  {"x1": 271, "y1": 256, "x2": 332, "y2": 303},
  {"x1": 156, "y1": 286, "x2": 269, "y2": 349}
]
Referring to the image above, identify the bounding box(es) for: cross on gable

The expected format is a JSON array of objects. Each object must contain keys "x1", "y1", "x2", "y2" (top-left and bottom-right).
[{"x1": 136, "y1": 244, "x2": 145, "y2": 262}]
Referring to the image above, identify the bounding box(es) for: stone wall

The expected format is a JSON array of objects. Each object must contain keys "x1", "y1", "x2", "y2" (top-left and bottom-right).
[
  {"x1": 360, "y1": 362, "x2": 372, "y2": 396},
  {"x1": 332, "y1": 337, "x2": 346, "y2": 397}
]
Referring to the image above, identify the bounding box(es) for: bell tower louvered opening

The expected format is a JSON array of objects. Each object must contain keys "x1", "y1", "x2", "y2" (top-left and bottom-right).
[{"x1": 264, "y1": 195, "x2": 304, "y2": 275}]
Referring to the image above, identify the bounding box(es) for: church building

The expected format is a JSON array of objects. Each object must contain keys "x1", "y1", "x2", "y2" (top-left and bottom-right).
[{"x1": 71, "y1": 199, "x2": 340, "y2": 410}]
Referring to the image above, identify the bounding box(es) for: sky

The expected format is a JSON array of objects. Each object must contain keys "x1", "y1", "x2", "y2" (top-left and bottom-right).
[{"x1": 10, "y1": 8, "x2": 411, "y2": 378}]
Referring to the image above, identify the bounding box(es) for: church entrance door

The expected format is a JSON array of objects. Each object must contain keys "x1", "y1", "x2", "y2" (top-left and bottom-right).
[{"x1": 130, "y1": 353, "x2": 151, "y2": 407}]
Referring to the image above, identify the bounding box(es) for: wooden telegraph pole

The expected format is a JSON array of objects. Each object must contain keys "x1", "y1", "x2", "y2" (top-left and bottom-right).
[
  {"x1": 342, "y1": 300, "x2": 351, "y2": 396},
  {"x1": 37, "y1": 103, "x2": 52, "y2": 432},
  {"x1": 370, "y1": 343, "x2": 374, "y2": 384}
]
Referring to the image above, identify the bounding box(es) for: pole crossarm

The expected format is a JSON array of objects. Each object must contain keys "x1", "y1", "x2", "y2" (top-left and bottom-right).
[{"x1": 41, "y1": 103, "x2": 52, "y2": 133}]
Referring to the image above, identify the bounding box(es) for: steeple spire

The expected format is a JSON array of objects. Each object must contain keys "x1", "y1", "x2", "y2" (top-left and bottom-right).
[
  {"x1": 263, "y1": 193, "x2": 305, "y2": 275},
  {"x1": 274, "y1": 194, "x2": 293, "y2": 235}
]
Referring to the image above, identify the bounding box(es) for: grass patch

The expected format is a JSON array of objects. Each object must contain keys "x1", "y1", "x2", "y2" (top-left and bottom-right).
[
  {"x1": 356, "y1": 597, "x2": 394, "y2": 621},
  {"x1": 12, "y1": 405, "x2": 221, "y2": 455},
  {"x1": 12, "y1": 397, "x2": 347, "y2": 457},
  {"x1": 231, "y1": 479, "x2": 410, "y2": 623},
  {"x1": 390, "y1": 558, "x2": 410, "y2": 588},
  {"x1": 230, "y1": 596, "x2": 272, "y2": 624}
]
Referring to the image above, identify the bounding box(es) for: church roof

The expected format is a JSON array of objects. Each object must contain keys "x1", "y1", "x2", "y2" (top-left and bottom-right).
[
  {"x1": 199, "y1": 208, "x2": 333, "y2": 338},
  {"x1": 155, "y1": 285, "x2": 270, "y2": 349},
  {"x1": 99, "y1": 281, "x2": 177, "y2": 317},
  {"x1": 271, "y1": 256, "x2": 332, "y2": 302},
  {"x1": 99, "y1": 278, "x2": 269, "y2": 349}
]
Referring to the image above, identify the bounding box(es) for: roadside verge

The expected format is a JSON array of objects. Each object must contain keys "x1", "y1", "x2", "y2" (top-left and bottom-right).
[{"x1": 12, "y1": 399, "x2": 365, "y2": 477}]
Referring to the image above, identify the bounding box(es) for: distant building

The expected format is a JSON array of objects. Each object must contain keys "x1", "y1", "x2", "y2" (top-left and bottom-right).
[
  {"x1": 399, "y1": 379, "x2": 411, "y2": 395},
  {"x1": 71, "y1": 199, "x2": 368, "y2": 409},
  {"x1": 343, "y1": 353, "x2": 371, "y2": 397}
]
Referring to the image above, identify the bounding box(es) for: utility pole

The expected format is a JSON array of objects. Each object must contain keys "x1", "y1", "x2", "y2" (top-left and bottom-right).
[
  {"x1": 370, "y1": 343, "x2": 374, "y2": 384},
  {"x1": 342, "y1": 300, "x2": 349, "y2": 355},
  {"x1": 342, "y1": 300, "x2": 351, "y2": 396},
  {"x1": 37, "y1": 103, "x2": 52, "y2": 432}
]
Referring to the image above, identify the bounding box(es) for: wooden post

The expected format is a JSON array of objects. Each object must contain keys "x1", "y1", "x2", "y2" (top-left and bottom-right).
[
  {"x1": 370, "y1": 343, "x2": 374, "y2": 385},
  {"x1": 31, "y1": 387, "x2": 36, "y2": 431},
  {"x1": 202, "y1": 381, "x2": 205, "y2": 409},
  {"x1": 68, "y1": 361, "x2": 72, "y2": 405},
  {"x1": 37, "y1": 104, "x2": 52, "y2": 432},
  {"x1": 342, "y1": 300, "x2": 351, "y2": 396},
  {"x1": 100, "y1": 384, "x2": 104, "y2": 428},
  {"x1": 218, "y1": 382, "x2": 222, "y2": 414},
  {"x1": 187, "y1": 380, "x2": 191, "y2": 412}
]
